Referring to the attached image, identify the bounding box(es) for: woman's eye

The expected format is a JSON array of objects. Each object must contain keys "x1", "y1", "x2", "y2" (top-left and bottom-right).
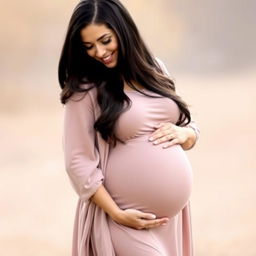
[
  {"x1": 84, "y1": 45, "x2": 93, "y2": 50},
  {"x1": 102, "y1": 38, "x2": 111, "y2": 45},
  {"x1": 83, "y1": 38, "x2": 111, "y2": 50}
]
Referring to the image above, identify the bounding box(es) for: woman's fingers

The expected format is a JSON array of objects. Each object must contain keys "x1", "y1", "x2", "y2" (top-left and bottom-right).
[
  {"x1": 141, "y1": 217, "x2": 169, "y2": 229},
  {"x1": 162, "y1": 138, "x2": 179, "y2": 148},
  {"x1": 119, "y1": 209, "x2": 169, "y2": 230},
  {"x1": 149, "y1": 123, "x2": 174, "y2": 141},
  {"x1": 152, "y1": 134, "x2": 176, "y2": 145},
  {"x1": 139, "y1": 212, "x2": 157, "y2": 220},
  {"x1": 149, "y1": 122, "x2": 188, "y2": 147},
  {"x1": 136, "y1": 210, "x2": 169, "y2": 229},
  {"x1": 150, "y1": 123, "x2": 173, "y2": 139}
]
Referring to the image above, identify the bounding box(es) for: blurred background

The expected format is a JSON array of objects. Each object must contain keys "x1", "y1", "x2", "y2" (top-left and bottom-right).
[{"x1": 1, "y1": 0, "x2": 255, "y2": 255}]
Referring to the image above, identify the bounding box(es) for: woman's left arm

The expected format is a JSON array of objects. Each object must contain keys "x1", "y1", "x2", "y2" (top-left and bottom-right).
[{"x1": 151, "y1": 57, "x2": 200, "y2": 150}]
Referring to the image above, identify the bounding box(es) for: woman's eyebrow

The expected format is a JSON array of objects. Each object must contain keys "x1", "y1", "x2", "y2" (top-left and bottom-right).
[{"x1": 82, "y1": 33, "x2": 111, "y2": 44}]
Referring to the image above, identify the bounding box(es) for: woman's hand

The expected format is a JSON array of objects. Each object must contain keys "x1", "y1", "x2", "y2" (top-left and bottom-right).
[
  {"x1": 148, "y1": 122, "x2": 197, "y2": 150},
  {"x1": 112, "y1": 208, "x2": 169, "y2": 230}
]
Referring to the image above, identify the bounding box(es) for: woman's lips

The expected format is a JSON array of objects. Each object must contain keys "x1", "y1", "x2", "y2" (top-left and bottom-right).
[{"x1": 102, "y1": 52, "x2": 114, "y2": 64}]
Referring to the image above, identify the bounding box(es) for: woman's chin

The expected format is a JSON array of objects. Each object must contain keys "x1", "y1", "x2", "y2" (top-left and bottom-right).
[{"x1": 105, "y1": 62, "x2": 117, "y2": 68}]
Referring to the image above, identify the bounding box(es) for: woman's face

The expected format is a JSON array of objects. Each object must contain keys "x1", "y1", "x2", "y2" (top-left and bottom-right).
[{"x1": 80, "y1": 23, "x2": 119, "y2": 68}]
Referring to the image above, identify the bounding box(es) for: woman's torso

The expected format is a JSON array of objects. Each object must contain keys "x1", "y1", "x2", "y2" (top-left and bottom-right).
[{"x1": 104, "y1": 89, "x2": 193, "y2": 218}]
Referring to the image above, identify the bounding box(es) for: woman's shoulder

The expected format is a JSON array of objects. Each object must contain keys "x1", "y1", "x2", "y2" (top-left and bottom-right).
[
  {"x1": 67, "y1": 83, "x2": 98, "y2": 106},
  {"x1": 80, "y1": 82, "x2": 98, "y2": 98},
  {"x1": 154, "y1": 57, "x2": 171, "y2": 77}
]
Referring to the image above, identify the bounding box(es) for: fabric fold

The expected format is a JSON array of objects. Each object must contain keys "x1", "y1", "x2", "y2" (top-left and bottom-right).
[{"x1": 63, "y1": 85, "x2": 115, "y2": 256}]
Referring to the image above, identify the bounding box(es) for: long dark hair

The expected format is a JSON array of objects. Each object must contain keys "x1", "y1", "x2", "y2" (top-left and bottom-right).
[{"x1": 58, "y1": 0, "x2": 191, "y2": 144}]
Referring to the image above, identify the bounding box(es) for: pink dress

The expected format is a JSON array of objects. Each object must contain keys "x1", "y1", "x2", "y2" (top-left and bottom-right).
[
  {"x1": 63, "y1": 59, "x2": 197, "y2": 255},
  {"x1": 104, "y1": 89, "x2": 194, "y2": 255}
]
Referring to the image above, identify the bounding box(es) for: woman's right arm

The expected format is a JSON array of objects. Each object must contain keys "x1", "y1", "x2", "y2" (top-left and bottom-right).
[
  {"x1": 63, "y1": 90, "x2": 168, "y2": 230},
  {"x1": 91, "y1": 185, "x2": 169, "y2": 229}
]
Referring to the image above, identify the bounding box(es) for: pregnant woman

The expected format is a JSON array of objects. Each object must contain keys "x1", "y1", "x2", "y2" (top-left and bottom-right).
[{"x1": 58, "y1": 1, "x2": 200, "y2": 255}]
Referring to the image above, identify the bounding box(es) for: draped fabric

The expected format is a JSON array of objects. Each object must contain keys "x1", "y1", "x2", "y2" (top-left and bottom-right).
[{"x1": 63, "y1": 86, "x2": 115, "y2": 255}]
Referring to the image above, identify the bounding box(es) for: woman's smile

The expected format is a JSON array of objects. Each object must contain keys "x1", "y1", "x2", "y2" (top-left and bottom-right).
[{"x1": 101, "y1": 51, "x2": 116, "y2": 65}]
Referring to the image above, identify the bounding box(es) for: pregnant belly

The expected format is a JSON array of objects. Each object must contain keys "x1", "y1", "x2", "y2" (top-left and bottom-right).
[{"x1": 104, "y1": 135, "x2": 193, "y2": 218}]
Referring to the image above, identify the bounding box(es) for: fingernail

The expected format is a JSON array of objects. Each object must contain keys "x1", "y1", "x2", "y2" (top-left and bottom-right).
[
  {"x1": 151, "y1": 214, "x2": 156, "y2": 219},
  {"x1": 149, "y1": 137, "x2": 153, "y2": 141},
  {"x1": 162, "y1": 223, "x2": 167, "y2": 226}
]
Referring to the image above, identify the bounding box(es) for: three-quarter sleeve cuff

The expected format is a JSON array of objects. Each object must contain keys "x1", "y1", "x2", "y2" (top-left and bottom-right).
[
  {"x1": 80, "y1": 169, "x2": 104, "y2": 202},
  {"x1": 184, "y1": 122, "x2": 200, "y2": 149}
]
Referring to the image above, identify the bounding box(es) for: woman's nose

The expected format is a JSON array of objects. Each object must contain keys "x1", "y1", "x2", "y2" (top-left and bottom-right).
[{"x1": 95, "y1": 45, "x2": 106, "y2": 58}]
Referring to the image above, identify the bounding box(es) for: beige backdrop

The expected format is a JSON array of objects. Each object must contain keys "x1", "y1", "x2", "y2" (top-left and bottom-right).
[{"x1": 1, "y1": 0, "x2": 255, "y2": 255}]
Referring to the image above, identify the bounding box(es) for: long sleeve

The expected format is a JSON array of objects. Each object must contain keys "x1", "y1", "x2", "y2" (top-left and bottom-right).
[
  {"x1": 155, "y1": 57, "x2": 200, "y2": 148},
  {"x1": 63, "y1": 90, "x2": 104, "y2": 202}
]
